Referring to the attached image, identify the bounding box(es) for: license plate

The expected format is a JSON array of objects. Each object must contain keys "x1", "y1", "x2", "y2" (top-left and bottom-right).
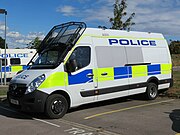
[{"x1": 10, "y1": 99, "x2": 19, "y2": 105}]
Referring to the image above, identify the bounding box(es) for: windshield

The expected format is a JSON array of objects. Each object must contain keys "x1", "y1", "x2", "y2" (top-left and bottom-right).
[
  {"x1": 34, "y1": 50, "x2": 58, "y2": 65},
  {"x1": 29, "y1": 46, "x2": 66, "y2": 69}
]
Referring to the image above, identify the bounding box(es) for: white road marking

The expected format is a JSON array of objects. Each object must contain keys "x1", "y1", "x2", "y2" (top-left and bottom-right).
[
  {"x1": 0, "y1": 106, "x2": 60, "y2": 128},
  {"x1": 60, "y1": 119, "x2": 120, "y2": 135},
  {"x1": 33, "y1": 118, "x2": 60, "y2": 128},
  {"x1": 0, "y1": 105, "x2": 118, "y2": 135}
]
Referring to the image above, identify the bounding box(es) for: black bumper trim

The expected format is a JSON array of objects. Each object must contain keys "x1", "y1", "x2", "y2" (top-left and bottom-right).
[
  {"x1": 159, "y1": 78, "x2": 173, "y2": 87},
  {"x1": 7, "y1": 90, "x2": 48, "y2": 112}
]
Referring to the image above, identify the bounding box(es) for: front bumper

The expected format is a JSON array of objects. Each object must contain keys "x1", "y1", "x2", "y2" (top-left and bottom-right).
[{"x1": 7, "y1": 90, "x2": 48, "y2": 112}]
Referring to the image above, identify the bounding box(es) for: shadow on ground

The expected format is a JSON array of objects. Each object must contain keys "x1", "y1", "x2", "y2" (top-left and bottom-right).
[
  {"x1": 169, "y1": 109, "x2": 180, "y2": 133},
  {"x1": 0, "y1": 94, "x2": 147, "y2": 120}
]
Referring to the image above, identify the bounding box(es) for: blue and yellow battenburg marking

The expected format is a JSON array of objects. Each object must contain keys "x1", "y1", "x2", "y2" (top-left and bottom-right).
[
  {"x1": 38, "y1": 63, "x2": 172, "y2": 89},
  {"x1": 0, "y1": 65, "x2": 28, "y2": 72}
]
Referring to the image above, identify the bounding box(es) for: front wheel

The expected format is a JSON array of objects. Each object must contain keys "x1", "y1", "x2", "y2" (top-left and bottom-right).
[
  {"x1": 146, "y1": 83, "x2": 158, "y2": 100},
  {"x1": 45, "y1": 94, "x2": 68, "y2": 119}
]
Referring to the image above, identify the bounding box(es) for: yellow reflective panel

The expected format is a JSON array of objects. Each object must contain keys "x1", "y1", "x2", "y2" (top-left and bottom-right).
[
  {"x1": 97, "y1": 67, "x2": 114, "y2": 82},
  {"x1": 132, "y1": 65, "x2": 148, "y2": 78},
  {"x1": 39, "y1": 72, "x2": 68, "y2": 89},
  {"x1": 93, "y1": 69, "x2": 98, "y2": 82},
  {"x1": 161, "y1": 64, "x2": 172, "y2": 74},
  {"x1": 11, "y1": 66, "x2": 23, "y2": 72},
  {"x1": 82, "y1": 34, "x2": 165, "y2": 40}
]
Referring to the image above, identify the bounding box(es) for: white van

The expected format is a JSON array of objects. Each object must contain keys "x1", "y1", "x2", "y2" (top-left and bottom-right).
[
  {"x1": 0, "y1": 49, "x2": 36, "y2": 79},
  {"x1": 7, "y1": 22, "x2": 173, "y2": 118}
]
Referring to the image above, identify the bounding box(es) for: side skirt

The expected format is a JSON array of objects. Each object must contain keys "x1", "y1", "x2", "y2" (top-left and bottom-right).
[{"x1": 80, "y1": 78, "x2": 172, "y2": 97}]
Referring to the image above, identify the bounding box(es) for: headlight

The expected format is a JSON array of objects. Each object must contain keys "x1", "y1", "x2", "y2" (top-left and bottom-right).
[{"x1": 25, "y1": 74, "x2": 45, "y2": 94}]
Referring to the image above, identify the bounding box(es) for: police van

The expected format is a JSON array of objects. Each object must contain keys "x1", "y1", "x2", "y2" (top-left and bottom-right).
[
  {"x1": 7, "y1": 22, "x2": 173, "y2": 118},
  {"x1": 0, "y1": 49, "x2": 36, "y2": 79}
]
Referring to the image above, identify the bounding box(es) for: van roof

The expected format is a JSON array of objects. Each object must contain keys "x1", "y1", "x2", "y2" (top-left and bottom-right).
[{"x1": 83, "y1": 28, "x2": 164, "y2": 39}]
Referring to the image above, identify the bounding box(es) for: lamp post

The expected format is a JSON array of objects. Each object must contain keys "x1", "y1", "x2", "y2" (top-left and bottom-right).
[{"x1": 0, "y1": 9, "x2": 7, "y2": 85}]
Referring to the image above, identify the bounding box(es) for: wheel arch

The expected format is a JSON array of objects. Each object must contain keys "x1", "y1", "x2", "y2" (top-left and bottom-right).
[
  {"x1": 50, "y1": 90, "x2": 71, "y2": 109},
  {"x1": 147, "y1": 77, "x2": 159, "y2": 86}
]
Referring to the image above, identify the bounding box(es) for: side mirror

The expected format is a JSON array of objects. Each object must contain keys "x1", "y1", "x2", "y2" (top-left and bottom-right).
[
  {"x1": 65, "y1": 62, "x2": 71, "y2": 74},
  {"x1": 65, "y1": 59, "x2": 78, "y2": 73}
]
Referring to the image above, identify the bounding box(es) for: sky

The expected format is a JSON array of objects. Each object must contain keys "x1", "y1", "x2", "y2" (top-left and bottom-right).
[{"x1": 0, "y1": 0, "x2": 180, "y2": 48}]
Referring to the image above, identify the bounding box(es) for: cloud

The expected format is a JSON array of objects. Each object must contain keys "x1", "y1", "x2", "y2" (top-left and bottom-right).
[
  {"x1": 126, "y1": 0, "x2": 180, "y2": 36},
  {"x1": 7, "y1": 31, "x2": 22, "y2": 38},
  {"x1": 0, "y1": 25, "x2": 5, "y2": 31},
  {"x1": 56, "y1": 6, "x2": 76, "y2": 16},
  {"x1": 11, "y1": 32, "x2": 45, "y2": 48},
  {"x1": 15, "y1": 39, "x2": 31, "y2": 44},
  {"x1": 56, "y1": 0, "x2": 180, "y2": 38},
  {"x1": 27, "y1": 32, "x2": 45, "y2": 40},
  {"x1": 0, "y1": 22, "x2": 9, "y2": 31},
  {"x1": 0, "y1": 28, "x2": 45, "y2": 48}
]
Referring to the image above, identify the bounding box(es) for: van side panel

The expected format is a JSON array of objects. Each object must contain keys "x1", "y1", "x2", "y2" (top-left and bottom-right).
[{"x1": 87, "y1": 31, "x2": 172, "y2": 102}]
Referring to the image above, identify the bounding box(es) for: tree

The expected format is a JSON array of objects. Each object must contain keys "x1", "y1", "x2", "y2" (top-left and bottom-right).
[
  {"x1": 169, "y1": 40, "x2": 180, "y2": 54},
  {"x1": 28, "y1": 37, "x2": 42, "y2": 51},
  {"x1": 0, "y1": 36, "x2": 8, "y2": 49},
  {"x1": 109, "y1": 0, "x2": 135, "y2": 30}
]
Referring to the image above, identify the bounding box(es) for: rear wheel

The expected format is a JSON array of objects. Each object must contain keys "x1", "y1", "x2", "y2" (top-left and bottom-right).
[
  {"x1": 146, "y1": 83, "x2": 158, "y2": 100},
  {"x1": 45, "y1": 94, "x2": 68, "y2": 119}
]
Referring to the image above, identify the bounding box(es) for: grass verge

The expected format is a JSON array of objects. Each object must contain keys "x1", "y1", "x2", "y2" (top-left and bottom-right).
[
  {"x1": 0, "y1": 87, "x2": 8, "y2": 96},
  {"x1": 163, "y1": 71, "x2": 180, "y2": 98},
  {"x1": 172, "y1": 54, "x2": 180, "y2": 66}
]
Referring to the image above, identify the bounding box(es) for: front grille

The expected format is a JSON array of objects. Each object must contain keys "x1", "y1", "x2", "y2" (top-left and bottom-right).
[{"x1": 9, "y1": 83, "x2": 27, "y2": 97}]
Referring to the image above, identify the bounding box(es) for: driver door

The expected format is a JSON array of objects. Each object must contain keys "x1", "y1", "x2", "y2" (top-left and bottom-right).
[{"x1": 65, "y1": 46, "x2": 97, "y2": 105}]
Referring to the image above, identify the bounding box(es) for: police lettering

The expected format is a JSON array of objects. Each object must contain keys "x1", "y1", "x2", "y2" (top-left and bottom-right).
[
  {"x1": 0, "y1": 53, "x2": 28, "y2": 58},
  {"x1": 108, "y1": 39, "x2": 156, "y2": 46}
]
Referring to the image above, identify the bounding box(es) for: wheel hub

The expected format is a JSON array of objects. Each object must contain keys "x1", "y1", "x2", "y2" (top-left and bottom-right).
[
  {"x1": 52, "y1": 100, "x2": 64, "y2": 114},
  {"x1": 150, "y1": 86, "x2": 157, "y2": 98}
]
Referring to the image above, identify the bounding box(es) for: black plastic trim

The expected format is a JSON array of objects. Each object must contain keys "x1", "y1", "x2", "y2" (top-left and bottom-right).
[
  {"x1": 80, "y1": 82, "x2": 147, "y2": 97},
  {"x1": 80, "y1": 78, "x2": 173, "y2": 97},
  {"x1": 159, "y1": 78, "x2": 173, "y2": 87},
  {"x1": 7, "y1": 90, "x2": 48, "y2": 112},
  {"x1": 125, "y1": 63, "x2": 151, "y2": 66}
]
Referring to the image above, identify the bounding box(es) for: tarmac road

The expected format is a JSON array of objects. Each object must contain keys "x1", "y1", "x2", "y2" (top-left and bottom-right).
[{"x1": 0, "y1": 96, "x2": 179, "y2": 135}]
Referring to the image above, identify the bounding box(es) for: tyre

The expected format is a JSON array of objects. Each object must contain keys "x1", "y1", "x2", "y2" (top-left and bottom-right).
[
  {"x1": 45, "y1": 94, "x2": 68, "y2": 119},
  {"x1": 146, "y1": 83, "x2": 158, "y2": 100}
]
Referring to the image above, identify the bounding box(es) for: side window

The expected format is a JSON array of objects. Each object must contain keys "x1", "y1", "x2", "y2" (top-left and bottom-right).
[
  {"x1": 95, "y1": 46, "x2": 127, "y2": 68},
  {"x1": 66, "y1": 46, "x2": 91, "y2": 72},
  {"x1": 125, "y1": 47, "x2": 143, "y2": 64},
  {"x1": 10, "y1": 58, "x2": 21, "y2": 65}
]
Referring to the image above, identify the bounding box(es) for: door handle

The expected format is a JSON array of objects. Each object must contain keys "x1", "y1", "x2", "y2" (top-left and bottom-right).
[
  {"x1": 101, "y1": 72, "x2": 108, "y2": 76},
  {"x1": 86, "y1": 73, "x2": 94, "y2": 78}
]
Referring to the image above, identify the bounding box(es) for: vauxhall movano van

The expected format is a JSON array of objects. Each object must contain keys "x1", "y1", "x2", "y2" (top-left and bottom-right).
[{"x1": 7, "y1": 22, "x2": 173, "y2": 118}]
